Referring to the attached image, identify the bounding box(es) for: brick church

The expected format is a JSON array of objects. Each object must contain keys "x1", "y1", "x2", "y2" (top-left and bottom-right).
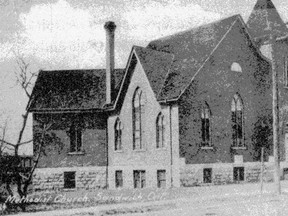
[{"x1": 28, "y1": 0, "x2": 288, "y2": 190}]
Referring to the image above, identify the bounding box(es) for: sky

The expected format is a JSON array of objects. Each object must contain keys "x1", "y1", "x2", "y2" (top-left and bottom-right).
[{"x1": 0, "y1": 0, "x2": 287, "y2": 155}]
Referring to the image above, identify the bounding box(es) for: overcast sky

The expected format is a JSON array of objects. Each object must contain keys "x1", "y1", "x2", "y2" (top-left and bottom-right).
[{"x1": 0, "y1": 0, "x2": 287, "y2": 154}]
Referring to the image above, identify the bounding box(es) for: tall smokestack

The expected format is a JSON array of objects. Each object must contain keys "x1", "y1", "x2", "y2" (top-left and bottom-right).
[{"x1": 104, "y1": 21, "x2": 116, "y2": 104}]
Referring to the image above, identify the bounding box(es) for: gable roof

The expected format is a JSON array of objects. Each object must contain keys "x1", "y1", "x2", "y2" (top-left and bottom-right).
[
  {"x1": 110, "y1": 46, "x2": 174, "y2": 110},
  {"x1": 28, "y1": 69, "x2": 125, "y2": 112},
  {"x1": 29, "y1": 11, "x2": 271, "y2": 112},
  {"x1": 147, "y1": 15, "x2": 240, "y2": 101},
  {"x1": 246, "y1": 0, "x2": 288, "y2": 40},
  {"x1": 133, "y1": 46, "x2": 174, "y2": 99}
]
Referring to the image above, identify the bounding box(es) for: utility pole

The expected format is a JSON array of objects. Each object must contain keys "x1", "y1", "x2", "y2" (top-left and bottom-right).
[
  {"x1": 260, "y1": 147, "x2": 264, "y2": 194},
  {"x1": 270, "y1": 35, "x2": 281, "y2": 195}
]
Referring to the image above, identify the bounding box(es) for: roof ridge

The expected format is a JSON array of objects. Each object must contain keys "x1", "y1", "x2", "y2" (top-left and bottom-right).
[
  {"x1": 135, "y1": 45, "x2": 174, "y2": 56},
  {"x1": 40, "y1": 68, "x2": 125, "y2": 72},
  {"x1": 148, "y1": 14, "x2": 240, "y2": 45},
  {"x1": 175, "y1": 16, "x2": 239, "y2": 101},
  {"x1": 133, "y1": 45, "x2": 175, "y2": 98}
]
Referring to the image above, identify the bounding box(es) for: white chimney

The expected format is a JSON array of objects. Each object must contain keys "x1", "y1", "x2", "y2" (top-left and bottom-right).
[{"x1": 104, "y1": 21, "x2": 116, "y2": 104}]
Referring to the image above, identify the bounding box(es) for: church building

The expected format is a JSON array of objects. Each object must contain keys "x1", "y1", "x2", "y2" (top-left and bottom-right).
[{"x1": 28, "y1": 0, "x2": 288, "y2": 190}]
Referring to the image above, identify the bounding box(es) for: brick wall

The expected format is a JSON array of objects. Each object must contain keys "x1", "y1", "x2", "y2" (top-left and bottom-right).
[
  {"x1": 178, "y1": 19, "x2": 272, "y2": 165},
  {"x1": 33, "y1": 112, "x2": 107, "y2": 168}
]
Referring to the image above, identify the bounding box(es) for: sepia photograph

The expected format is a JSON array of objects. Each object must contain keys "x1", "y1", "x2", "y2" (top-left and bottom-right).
[{"x1": 1, "y1": 0, "x2": 288, "y2": 215}]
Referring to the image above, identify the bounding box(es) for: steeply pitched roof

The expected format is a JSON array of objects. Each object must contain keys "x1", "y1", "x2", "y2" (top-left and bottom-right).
[
  {"x1": 133, "y1": 46, "x2": 174, "y2": 99},
  {"x1": 29, "y1": 69, "x2": 125, "y2": 112},
  {"x1": 246, "y1": 0, "x2": 288, "y2": 40},
  {"x1": 147, "y1": 15, "x2": 240, "y2": 101}
]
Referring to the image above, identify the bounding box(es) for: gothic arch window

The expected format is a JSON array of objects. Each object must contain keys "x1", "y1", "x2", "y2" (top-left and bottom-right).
[
  {"x1": 231, "y1": 62, "x2": 242, "y2": 72},
  {"x1": 231, "y1": 94, "x2": 244, "y2": 147},
  {"x1": 133, "y1": 88, "x2": 144, "y2": 150},
  {"x1": 201, "y1": 102, "x2": 211, "y2": 147},
  {"x1": 156, "y1": 112, "x2": 165, "y2": 148},
  {"x1": 115, "y1": 118, "x2": 122, "y2": 151},
  {"x1": 69, "y1": 118, "x2": 83, "y2": 153}
]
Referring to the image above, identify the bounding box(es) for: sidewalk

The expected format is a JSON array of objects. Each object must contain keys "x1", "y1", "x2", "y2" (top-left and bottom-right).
[{"x1": 10, "y1": 181, "x2": 288, "y2": 216}]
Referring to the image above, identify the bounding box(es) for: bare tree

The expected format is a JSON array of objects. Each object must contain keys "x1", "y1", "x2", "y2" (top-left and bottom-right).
[{"x1": 0, "y1": 55, "x2": 60, "y2": 211}]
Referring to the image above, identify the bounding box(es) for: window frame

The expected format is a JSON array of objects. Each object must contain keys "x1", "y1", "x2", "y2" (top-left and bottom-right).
[
  {"x1": 157, "y1": 170, "x2": 166, "y2": 188},
  {"x1": 133, "y1": 170, "x2": 146, "y2": 189},
  {"x1": 231, "y1": 62, "x2": 242, "y2": 73},
  {"x1": 201, "y1": 102, "x2": 211, "y2": 147},
  {"x1": 133, "y1": 88, "x2": 144, "y2": 150},
  {"x1": 233, "y1": 167, "x2": 244, "y2": 182},
  {"x1": 64, "y1": 171, "x2": 76, "y2": 189},
  {"x1": 114, "y1": 118, "x2": 122, "y2": 151},
  {"x1": 231, "y1": 94, "x2": 244, "y2": 148},
  {"x1": 203, "y1": 168, "x2": 212, "y2": 184},
  {"x1": 69, "y1": 121, "x2": 83, "y2": 153},
  {"x1": 156, "y1": 113, "x2": 165, "y2": 148},
  {"x1": 115, "y1": 170, "x2": 123, "y2": 188}
]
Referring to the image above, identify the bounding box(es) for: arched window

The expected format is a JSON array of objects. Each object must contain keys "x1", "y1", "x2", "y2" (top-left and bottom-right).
[
  {"x1": 156, "y1": 113, "x2": 165, "y2": 148},
  {"x1": 231, "y1": 62, "x2": 242, "y2": 72},
  {"x1": 201, "y1": 102, "x2": 211, "y2": 147},
  {"x1": 133, "y1": 88, "x2": 144, "y2": 150},
  {"x1": 231, "y1": 94, "x2": 244, "y2": 147},
  {"x1": 115, "y1": 118, "x2": 122, "y2": 151}
]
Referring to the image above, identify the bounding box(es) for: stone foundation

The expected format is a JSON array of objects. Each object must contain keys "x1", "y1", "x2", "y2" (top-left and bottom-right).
[
  {"x1": 33, "y1": 166, "x2": 107, "y2": 191},
  {"x1": 180, "y1": 162, "x2": 284, "y2": 187}
]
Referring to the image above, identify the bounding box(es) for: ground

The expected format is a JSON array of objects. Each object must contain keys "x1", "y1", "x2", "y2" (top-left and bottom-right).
[{"x1": 3, "y1": 181, "x2": 288, "y2": 216}]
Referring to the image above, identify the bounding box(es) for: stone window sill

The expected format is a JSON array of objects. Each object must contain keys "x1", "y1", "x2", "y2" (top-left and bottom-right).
[
  {"x1": 114, "y1": 150, "x2": 124, "y2": 153},
  {"x1": 63, "y1": 188, "x2": 76, "y2": 191},
  {"x1": 67, "y1": 151, "x2": 85, "y2": 155},
  {"x1": 155, "y1": 147, "x2": 167, "y2": 151},
  {"x1": 133, "y1": 149, "x2": 146, "y2": 152},
  {"x1": 201, "y1": 146, "x2": 214, "y2": 150},
  {"x1": 231, "y1": 146, "x2": 247, "y2": 150}
]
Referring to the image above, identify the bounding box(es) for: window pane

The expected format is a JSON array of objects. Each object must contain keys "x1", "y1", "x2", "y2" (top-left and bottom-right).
[
  {"x1": 70, "y1": 127, "x2": 76, "y2": 152},
  {"x1": 134, "y1": 171, "x2": 141, "y2": 188},
  {"x1": 231, "y1": 99, "x2": 236, "y2": 112},
  {"x1": 133, "y1": 89, "x2": 143, "y2": 150},
  {"x1": 205, "y1": 119, "x2": 210, "y2": 142},
  {"x1": 115, "y1": 171, "x2": 123, "y2": 188},
  {"x1": 135, "y1": 131, "x2": 140, "y2": 139},
  {"x1": 161, "y1": 125, "x2": 165, "y2": 147},
  {"x1": 76, "y1": 128, "x2": 82, "y2": 152},
  {"x1": 203, "y1": 168, "x2": 212, "y2": 183},
  {"x1": 135, "y1": 138, "x2": 140, "y2": 149},
  {"x1": 157, "y1": 170, "x2": 166, "y2": 188},
  {"x1": 115, "y1": 119, "x2": 122, "y2": 151},
  {"x1": 64, "y1": 172, "x2": 76, "y2": 189},
  {"x1": 201, "y1": 118, "x2": 206, "y2": 142},
  {"x1": 141, "y1": 171, "x2": 146, "y2": 188},
  {"x1": 134, "y1": 95, "x2": 140, "y2": 107}
]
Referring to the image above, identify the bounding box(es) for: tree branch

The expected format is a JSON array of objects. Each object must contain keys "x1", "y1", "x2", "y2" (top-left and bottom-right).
[{"x1": 0, "y1": 139, "x2": 33, "y2": 147}]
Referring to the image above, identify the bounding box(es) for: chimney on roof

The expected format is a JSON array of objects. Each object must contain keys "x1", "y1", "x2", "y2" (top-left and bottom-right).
[{"x1": 104, "y1": 21, "x2": 116, "y2": 104}]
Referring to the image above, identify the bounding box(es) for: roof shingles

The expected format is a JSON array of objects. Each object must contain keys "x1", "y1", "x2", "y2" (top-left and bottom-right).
[
  {"x1": 148, "y1": 15, "x2": 239, "y2": 100},
  {"x1": 29, "y1": 69, "x2": 124, "y2": 111},
  {"x1": 30, "y1": 11, "x2": 266, "y2": 111},
  {"x1": 133, "y1": 46, "x2": 174, "y2": 99}
]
